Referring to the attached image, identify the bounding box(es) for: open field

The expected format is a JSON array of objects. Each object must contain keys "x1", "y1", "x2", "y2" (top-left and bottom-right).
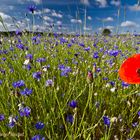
[{"x1": 0, "y1": 33, "x2": 140, "y2": 140}]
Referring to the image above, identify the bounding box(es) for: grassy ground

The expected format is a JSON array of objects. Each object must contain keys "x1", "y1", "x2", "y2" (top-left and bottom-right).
[{"x1": 0, "y1": 33, "x2": 140, "y2": 140}]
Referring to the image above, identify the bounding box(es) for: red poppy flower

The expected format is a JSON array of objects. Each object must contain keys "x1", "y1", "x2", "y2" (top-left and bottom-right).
[{"x1": 119, "y1": 54, "x2": 140, "y2": 84}]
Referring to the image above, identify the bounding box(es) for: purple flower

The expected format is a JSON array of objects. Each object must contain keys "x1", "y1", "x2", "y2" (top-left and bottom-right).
[
  {"x1": 0, "y1": 114, "x2": 5, "y2": 121},
  {"x1": 31, "y1": 134, "x2": 45, "y2": 140},
  {"x1": 95, "y1": 102, "x2": 100, "y2": 108},
  {"x1": 79, "y1": 43, "x2": 85, "y2": 47},
  {"x1": 35, "y1": 122, "x2": 45, "y2": 130},
  {"x1": 132, "y1": 122, "x2": 138, "y2": 127},
  {"x1": 103, "y1": 116, "x2": 110, "y2": 127},
  {"x1": 19, "y1": 106, "x2": 31, "y2": 117},
  {"x1": 33, "y1": 72, "x2": 42, "y2": 80},
  {"x1": 2, "y1": 57, "x2": 6, "y2": 61},
  {"x1": 26, "y1": 64, "x2": 32, "y2": 70},
  {"x1": 16, "y1": 43, "x2": 24, "y2": 50},
  {"x1": 60, "y1": 66, "x2": 72, "y2": 77},
  {"x1": 121, "y1": 81, "x2": 129, "y2": 87},
  {"x1": 0, "y1": 80, "x2": 2, "y2": 85},
  {"x1": 7, "y1": 115, "x2": 18, "y2": 128},
  {"x1": 69, "y1": 100, "x2": 77, "y2": 108},
  {"x1": 20, "y1": 88, "x2": 32, "y2": 96},
  {"x1": 109, "y1": 81, "x2": 115, "y2": 86},
  {"x1": 12, "y1": 80, "x2": 25, "y2": 88},
  {"x1": 15, "y1": 30, "x2": 22, "y2": 35},
  {"x1": 36, "y1": 58, "x2": 46, "y2": 63},
  {"x1": 67, "y1": 43, "x2": 72, "y2": 48},
  {"x1": 7, "y1": 121, "x2": 16, "y2": 128},
  {"x1": 138, "y1": 111, "x2": 140, "y2": 116},
  {"x1": 25, "y1": 54, "x2": 33, "y2": 60},
  {"x1": 58, "y1": 64, "x2": 65, "y2": 70},
  {"x1": 109, "y1": 50, "x2": 119, "y2": 57},
  {"x1": 28, "y1": 5, "x2": 36, "y2": 13},
  {"x1": 84, "y1": 46, "x2": 90, "y2": 51},
  {"x1": 46, "y1": 79, "x2": 54, "y2": 87},
  {"x1": 93, "y1": 52, "x2": 99, "y2": 59},
  {"x1": 66, "y1": 114, "x2": 73, "y2": 124}
]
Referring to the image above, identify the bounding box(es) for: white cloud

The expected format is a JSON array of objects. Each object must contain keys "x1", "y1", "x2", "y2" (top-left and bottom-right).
[
  {"x1": 110, "y1": 0, "x2": 120, "y2": 7},
  {"x1": 129, "y1": 4, "x2": 140, "y2": 11},
  {"x1": 52, "y1": 11, "x2": 63, "y2": 18},
  {"x1": 121, "y1": 21, "x2": 139, "y2": 27},
  {"x1": 87, "y1": 16, "x2": 92, "y2": 20},
  {"x1": 34, "y1": 10, "x2": 42, "y2": 15},
  {"x1": 83, "y1": 26, "x2": 92, "y2": 31},
  {"x1": 56, "y1": 21, "x2": 62, "y2": 25},
  {"x1": 98, "y1": 27, "x2": 103, "y2": 31},
  {"x1": 96, "y1": 0, "x2": 107, "y2": 8},
  {"x1": 106, "y1": 25, "x2": 114, "y2": 30},
  {"x1": 44, "y1": 8, "x2": 51, "y2": 13},
  {"x1": 43, "y1": 16, "x2": 54, "y2": 22},
  {"x1": 71, "y1": 19, "x2": 82, "y2": 24},
  {"x1": 103, "y1": 17, "x2": 114, "y2": 22},
  {"x1": 31, "y1": 0, "x2": 41, "y2": 4},
  {"x1": 18, "y1": 0, "x2": 41, "y2": 4},
  {"x1": 0, "y1": 12, "x2": 11, "y2": 20},
  {"x1": 80, "y1": 0, "x2": 90, "y2": 5}
]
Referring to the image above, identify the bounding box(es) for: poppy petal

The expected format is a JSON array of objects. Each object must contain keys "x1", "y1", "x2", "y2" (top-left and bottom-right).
[{"x1": 119, "y1": 54, "x2": 140, "y2": 84}]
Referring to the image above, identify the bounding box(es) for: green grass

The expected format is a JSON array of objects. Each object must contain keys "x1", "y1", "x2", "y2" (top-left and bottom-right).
[{"x1": 0, "y1": 33, "x2": 140, "y2": 140}]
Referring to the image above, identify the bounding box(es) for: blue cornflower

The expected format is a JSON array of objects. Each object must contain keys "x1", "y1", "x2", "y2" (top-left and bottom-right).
[
  {"x1": 2, "y1": 57, "x2": 6, "y2": 61},
  {"x1": 69, "y1": 100, "x2": 77, "y2": 108},
  {"x1": 132, "y1": 122, "x2": 138, "y2": 127},
  {"x1": 19, "y1": 106, "x2": 31, "y2": 117},
  {"x1": 84, "y1": 46, "x2": 90, "y2": 51},
  {"x1": 103, "y1": 116, "x2": 110, "y2": 127},
  {"x1": 60, "y1": 37, "x2": 67, "y2": 44},
  {"x1": 35, "y1": 122, "x2": 45, "y2": 130},
  {"x1": 26, "y1": 64, "x2": 32, "y2": 70},
  {"x1": 15, "y1": 30, "x2": 22, "y2": 35},
  {"x1": 79, "y1": 43, "x2": 85, "y2": 47},
  {"x1": 28, "y1": 5, "x2": 36, "y2": 13},
  {"x1": 0, "y1": 114, "x2": 5, "y2": 121},
  {"x1": 109, "y1": 81, "x2": 115, "y2": 86},
  {"x1": 0, "y1": 80, "x2": 2, "y2": 85},
  {"x1": 61, "y1": 66, "x2": 72, "y2": 77},
  {"x1": 36, "y1": 58, "x2": 46, "y2": 63},
  {"x1": 93, "y1": 52, "x2": 99, "y2": 59},
  {"x1": 32, "y1": 72, "x2": 42, "y2": 81},
  {"x1": 7, "y1": 116, "x2": 18, "y2": 128},
  {"x1": 138, "y1": 111, "x2": 140, "y2": 116},
  {"x1": 20, "y1": 88, "x2": 32, "y2": 96},
  {"x1": 12, "y1": 80, "x2": 25, "y2": 88},
  {"x1": 16, "y1": 43, "x2": 24, "y2": 50},
  {"x1": 9, "y1": 46, "x2": 14, "y2": 51},
  {"x1": 58, "y1": 64, "x2": 65, "y2": 70},
  {"x1": 109, "y1": 50, "x2": 120, "y2": 57},
  {"x1": 96, "y1": 68, "x2": 101, "y2": 73},
  {"x1": 25, "y1": 54, "x2": 33, "y2": 60},
  {"x1": 121, "y1": 81, "x2": 129, "y2": 87},
  {"x1": 103, "y1": 77, "x2": 108, "y2": 81},
  {"x1": 67, "y1": 43, "x2": 72, "y2": 48},
  {"x1": 46, "y1": 79, "x2": 54, "y2": 87},
  {"x1": 95, "y1": 102, "x2": 100, "y2": 108},
  {"x1": 66, "y1": 114, "x2": 73, "y2": 124},
  {"x1": 31, "y1": 134, "x2": 45, "y2": 140}
]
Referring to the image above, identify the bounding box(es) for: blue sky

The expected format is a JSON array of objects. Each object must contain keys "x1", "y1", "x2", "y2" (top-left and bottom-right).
[{"x1": 0, "y1": 0, "x2": 140, "y2": 34}]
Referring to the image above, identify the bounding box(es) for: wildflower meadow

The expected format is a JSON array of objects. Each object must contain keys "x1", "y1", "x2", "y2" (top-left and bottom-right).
[{"x1": 0, "y1": 1, "x2": 140, "y2": 140}]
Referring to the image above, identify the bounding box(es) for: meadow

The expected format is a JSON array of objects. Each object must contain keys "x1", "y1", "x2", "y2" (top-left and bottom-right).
[{"x1": 0, "y1": 32, "x2": 140, "y2": 140}]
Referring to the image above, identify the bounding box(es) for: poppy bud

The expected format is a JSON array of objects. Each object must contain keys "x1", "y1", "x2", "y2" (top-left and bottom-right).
[
  {"x1": 92, "y1": 64, "x2": 97, "y2": 78},
  {"x1": 87, "y1": 70, "x2": 93, "y2": 84}
]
